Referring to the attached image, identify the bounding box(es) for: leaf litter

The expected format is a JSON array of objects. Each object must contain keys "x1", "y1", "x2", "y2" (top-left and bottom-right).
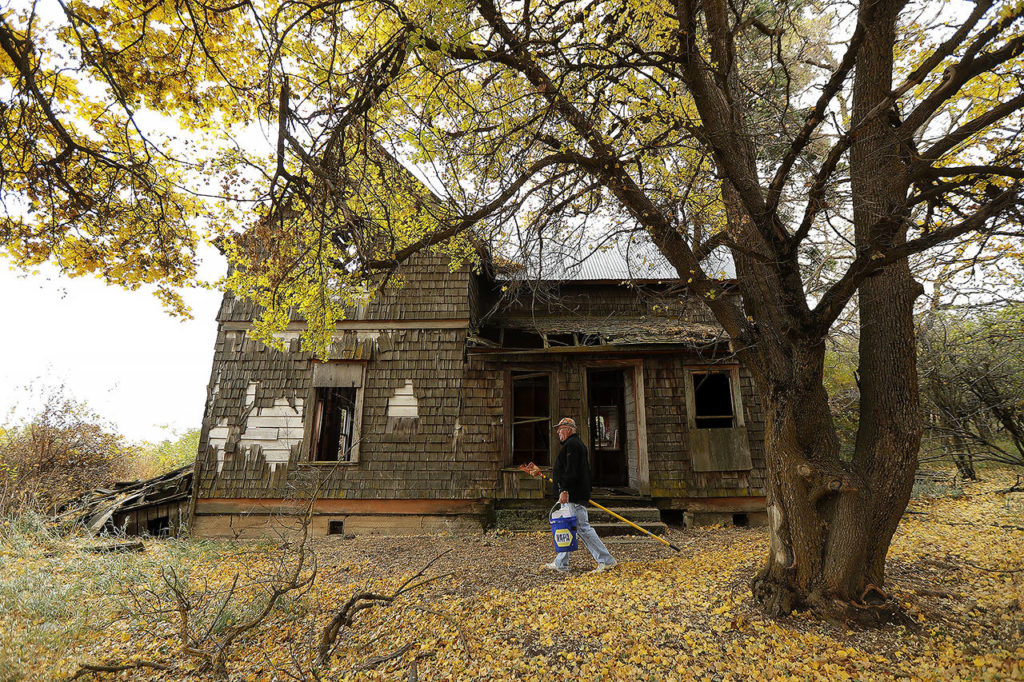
[{"x1": 0, "y1": 471, "x2": 1021, "y2": 680}]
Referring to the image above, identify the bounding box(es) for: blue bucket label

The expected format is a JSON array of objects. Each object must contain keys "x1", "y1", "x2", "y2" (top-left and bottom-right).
[
  {"x1": 550, "y1": 506, "x2": 579, "y2": 552},
  {"x1": 554, "y1": 528, "x2": 574, "y2": 548}
]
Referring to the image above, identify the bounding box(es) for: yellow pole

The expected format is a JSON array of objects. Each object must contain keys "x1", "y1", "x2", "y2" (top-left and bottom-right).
[
  {"x1": 586, "y1": 498, "x2": 681, "y2": 552},
  {"x1": 526, "y1": 467, "x2": 681, "y2": 552}
]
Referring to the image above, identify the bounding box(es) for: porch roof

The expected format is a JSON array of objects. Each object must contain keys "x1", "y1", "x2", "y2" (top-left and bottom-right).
[{"x1": 470, "y1": 316, "x2": 727, "y2": 351}]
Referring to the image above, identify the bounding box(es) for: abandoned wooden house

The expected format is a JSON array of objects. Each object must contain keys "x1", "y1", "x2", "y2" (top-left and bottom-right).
[{"x1": 189, "y1": 244, "x2": 768, "y2": 537}]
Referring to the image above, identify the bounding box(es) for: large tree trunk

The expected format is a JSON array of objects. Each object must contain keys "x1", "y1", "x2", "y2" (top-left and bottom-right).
[
  {"x1": 749, "y1": 0, "x2": 923, "y2": 618},
  {"x1": 747, "y1": 333, "x2": 918, "y2": 618},
  {"x1": 848, "y1": 0, "x2": 923, "y2": 601}
]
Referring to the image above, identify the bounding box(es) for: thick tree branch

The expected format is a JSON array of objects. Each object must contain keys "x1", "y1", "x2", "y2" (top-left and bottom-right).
[
  {"x1": 791, "y1": 130, "x2": 855, "y2": 249},
  {"x1": 918, "y1": 91, "x2": 1024, "y2": 163},
  {"x1": 465, "y1": 0, "x2": 751, "y2": 340},
  {"x1": 813, "y1": 187, "x2": 1020, "y2": 330},
  {"x1": 900, "y1": 32, "x2": 1024, "y2": 137},
  {"x1": 360, "y1": 153, "x2": 583, "y2": 269},
  {"x1": 767, "y1": 21, "x2": 865, "y2": 212},
  {"x1": 916, "y1": 164, "x2": 1024, "y2": 181}
]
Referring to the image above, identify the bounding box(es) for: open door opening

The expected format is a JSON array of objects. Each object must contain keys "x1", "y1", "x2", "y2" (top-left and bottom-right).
[{"x1": 588, "y1": 369, "x2": 628, "y2": 487}]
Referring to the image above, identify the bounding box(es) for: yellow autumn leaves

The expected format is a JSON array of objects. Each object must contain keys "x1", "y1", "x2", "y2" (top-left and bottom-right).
[{"x1": 1, "y1": 468, "x2": 1021, "y2": 680}]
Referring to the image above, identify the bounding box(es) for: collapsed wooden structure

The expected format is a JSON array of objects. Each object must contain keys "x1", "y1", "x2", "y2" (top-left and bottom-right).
[{"x1": 55, "y1": 466, "x2": 192, "y2": 536}]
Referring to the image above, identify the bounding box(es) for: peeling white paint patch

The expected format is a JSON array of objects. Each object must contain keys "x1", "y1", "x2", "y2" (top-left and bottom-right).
[
  {"x1": 207, "y1": 398, "x2": 305, "y2": 473},
  {"x1": 387, "y1": 380, "x2": 419, "y2": 418},
  {"x1": 208, "y1": 419, "x2": 230, "y2": 473},
  {"x1": 245, "y1": 381, "x2": 258, "y2": 407},
  {"x1": 239, "y1": 397, "x2": 305, "y2": 467}
]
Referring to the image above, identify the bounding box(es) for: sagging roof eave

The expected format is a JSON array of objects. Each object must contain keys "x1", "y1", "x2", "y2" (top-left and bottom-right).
[
  {"x1": 465, "y1": 341, "x2": 732, "y2": 356},
  {"x1": 487, "y1": 276, "x2": 740, "y2": 288}
]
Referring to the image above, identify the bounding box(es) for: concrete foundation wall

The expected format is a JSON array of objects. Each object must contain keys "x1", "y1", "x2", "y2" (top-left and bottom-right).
[{"x1": 191, "y1": 513, "x2": 484, "y2": 538}]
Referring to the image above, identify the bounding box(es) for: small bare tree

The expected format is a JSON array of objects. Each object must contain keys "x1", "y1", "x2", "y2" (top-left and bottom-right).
[{"x1": 919, "y1": 306, "x2": 1024, "y2": 476}]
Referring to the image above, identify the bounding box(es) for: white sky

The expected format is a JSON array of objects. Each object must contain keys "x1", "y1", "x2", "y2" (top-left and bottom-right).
[{"x1": 0, "y1": 252, "x2": 226, "y2": 442}]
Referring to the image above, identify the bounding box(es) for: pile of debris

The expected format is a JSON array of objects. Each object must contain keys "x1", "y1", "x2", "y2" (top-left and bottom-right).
[{"x1": 55, "y1": 466, "x2": 193, "y2": 536}]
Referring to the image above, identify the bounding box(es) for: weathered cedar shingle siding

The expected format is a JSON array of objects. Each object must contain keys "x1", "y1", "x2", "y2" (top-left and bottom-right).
[
  {"x1": 196, "y1": 252, "x2": 480, "y2": 502},
  {"x1": 642, "y1": 359, "x2": 766, "y2": 497},
  {"x1": 216, "y1": 252, "x2": 471, "y2": 324},
  {"x1": 194, "y1": 249, "x2": 767, "y2": 525}
]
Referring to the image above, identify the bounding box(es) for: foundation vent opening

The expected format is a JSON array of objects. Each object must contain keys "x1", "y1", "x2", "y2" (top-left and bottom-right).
[
  {"x1": 732, "y1": 513, "x2": 749, "y2": 527},
  {"x1": 328, "y1": 520, "x2": 346, "y2": 535}
]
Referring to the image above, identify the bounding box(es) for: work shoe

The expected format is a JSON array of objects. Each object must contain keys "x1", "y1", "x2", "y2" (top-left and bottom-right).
[
  {"x1": 590, "y1": 561, "x2": 617, "y2": 573},
  {"x1": 540, "y1": 562, "x2": 568, "y2": 573}
]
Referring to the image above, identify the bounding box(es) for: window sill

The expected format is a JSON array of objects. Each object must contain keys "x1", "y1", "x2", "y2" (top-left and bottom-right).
[{"x1": 299, "y1": 460, "x2": 359, "y2": 467}]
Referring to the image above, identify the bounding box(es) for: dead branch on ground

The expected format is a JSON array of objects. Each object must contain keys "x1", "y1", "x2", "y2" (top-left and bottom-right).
[
  {"x1": 68, "y1": 660, "x2": 171, "y2": 679},
  {"x1": 315, "y1": 549, "x2": 453, "y2": 668},
  {"x1": 996, "y1": 475, "x2": 1024, "y2": 494}
]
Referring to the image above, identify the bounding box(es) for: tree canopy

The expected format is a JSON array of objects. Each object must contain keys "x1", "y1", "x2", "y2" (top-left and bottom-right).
[{"x1": 3, "y1": 0, "x2": 1023, "y2": 615}]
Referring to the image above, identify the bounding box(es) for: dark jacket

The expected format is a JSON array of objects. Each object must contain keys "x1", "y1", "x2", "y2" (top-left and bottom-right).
[{"x1": 553, "y1": 433, "x2": 592, "y2": 504}]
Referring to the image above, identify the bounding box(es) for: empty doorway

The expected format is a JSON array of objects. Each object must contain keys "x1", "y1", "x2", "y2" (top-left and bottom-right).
[{"x1": 588, "y1": 368, "x2": 628, "y2": 486}]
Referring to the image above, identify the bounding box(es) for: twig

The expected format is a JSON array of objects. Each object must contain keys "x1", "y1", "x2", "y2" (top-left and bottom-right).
[
  {"x1": 69, "y1": 660, "x2": 171, "y2": 680},
  {"x1": 357, "y1": 642, "x2": 415, "y2": 671},
  {"x1": 995, "y1": 475, "x2": 1024, "y2": 494},
  {"x1": 961, "y1": 559, "x2": 1024, "y2": 574},
  {"x1": 408, "y1": 652, "x2": 434, "y2": 682},
  {"x1": 921, "y1": 555, "x2": 1023, "y2": 574},
  {"x1": 316, "y1": 550, "x2": 453, "y2": 667},
  {"x1": 914, "y1": 587, "x2": 959, "y2": 598},
  {"x1": 904, "y1": 513, "x2": 1024, "y2": 532},
  {"x1": 82, "y1": 541, "x2": 145, "y2": 553}
]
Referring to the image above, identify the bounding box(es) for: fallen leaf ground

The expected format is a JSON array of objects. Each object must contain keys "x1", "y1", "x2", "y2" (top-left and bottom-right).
[{"x1": 1, "y1": 471, "x2": 1022, "y2": 681}]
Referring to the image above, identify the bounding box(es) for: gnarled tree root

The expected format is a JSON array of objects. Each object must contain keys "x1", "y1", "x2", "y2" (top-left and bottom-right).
[
  {"x1": 751, "y1": 570, "x2": 913, "y2": 629},
  {"x1": 750, "y1": 570, "x2": 798, "y2": 617}
]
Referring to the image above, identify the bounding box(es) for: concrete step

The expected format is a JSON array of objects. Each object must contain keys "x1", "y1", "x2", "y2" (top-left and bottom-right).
[
  {"x1": 591, "y1": 521, "x2": 668, "y2": 537},
  {"x1": 493, "y1": 506, "x2": 666, "y2": 537},
  {"x1": 588, "y1": 507, "x2": 663, "y2": 524}
]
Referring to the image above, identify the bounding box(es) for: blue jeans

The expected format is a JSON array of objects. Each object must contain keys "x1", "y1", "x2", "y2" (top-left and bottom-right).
[{"x1": 552, "y1": 503, "x2": 616, "y2": 570}]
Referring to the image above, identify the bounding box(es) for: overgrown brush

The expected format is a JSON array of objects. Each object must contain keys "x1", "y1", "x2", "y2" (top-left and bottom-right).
[
  {"x1": 0, "y1": 513, "x2": 232, "y2": 681},
  {"x1": 0, "y1": 387, "x2": 136, "y2": 516}
]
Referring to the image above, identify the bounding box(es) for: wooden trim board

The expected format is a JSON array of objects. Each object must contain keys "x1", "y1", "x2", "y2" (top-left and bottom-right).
[{"x1": 195, "y1": 498, "x2": 486, "y2": 516}]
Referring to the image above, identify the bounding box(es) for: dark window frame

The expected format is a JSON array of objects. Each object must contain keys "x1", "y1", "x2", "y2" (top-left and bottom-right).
[
  {"x1": 305, "y1": 361, "x2": 365, "y2": 465},
  {"x1": 508, "y1": 369, "x2": 555, "y2": 467},
  {"x1": 692, "y1": 372, "x2": 735, "y2": 429},
  {"x1": 310, "y1": 386, "x2": 358, "y2": 462}
]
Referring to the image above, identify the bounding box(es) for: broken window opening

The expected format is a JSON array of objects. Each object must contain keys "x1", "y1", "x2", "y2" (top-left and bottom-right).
[
  {"x1": 511, "y1": 371, "x2": 551, "y2": 466},
  {"x1": 311, "y1": 387, "x2": 357, "y2": 462},
  {"x1": 146, "y1": 516, "x2": 171, "y2": 537},
  {"x1": 692, "y1": 372, "x2": 734, "y2": 429}
]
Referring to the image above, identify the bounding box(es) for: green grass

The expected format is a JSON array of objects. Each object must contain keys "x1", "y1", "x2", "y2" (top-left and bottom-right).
[{"x1": 0, "y1": 512, "x2": 237, "y2": 681}]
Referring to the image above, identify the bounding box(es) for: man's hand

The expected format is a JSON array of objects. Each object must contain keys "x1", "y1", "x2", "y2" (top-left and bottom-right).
[{"x1": 558, "y1": 491, "x2": 569, "y2": 504}]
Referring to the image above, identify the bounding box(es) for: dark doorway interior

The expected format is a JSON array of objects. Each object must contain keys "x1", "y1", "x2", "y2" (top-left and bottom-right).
[
  {"x1": 588, "y1": 369, "x2": 628, "y2": 486},
  {"x1": 311, "y1": 387, "x2": 357, "y2": 461}
]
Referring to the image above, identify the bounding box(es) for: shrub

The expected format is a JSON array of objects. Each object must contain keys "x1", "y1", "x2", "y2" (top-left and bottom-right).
[
  {"x1": 0, "y1": 387, "x2": 136, "y2": 515},
  {"x1": 136, "y1": 428, "x2": 200, "y2": 478}
]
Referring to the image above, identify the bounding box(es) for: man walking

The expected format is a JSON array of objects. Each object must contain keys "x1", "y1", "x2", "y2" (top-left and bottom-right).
[{"x1": 542, "y1": 417, "x2": 617, "y2": 573}]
